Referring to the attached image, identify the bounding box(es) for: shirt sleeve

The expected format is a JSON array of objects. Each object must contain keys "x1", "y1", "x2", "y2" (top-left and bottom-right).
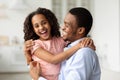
[
  {"x1": 59, "y1": 37, "x2": 66, "y2": 47},
  {"x1": 38, "y1": 77, "x2": 47, "y2": 80},
  {"x1": 64, "y1": 48, "x2": 100, "y2": 80},
  {"x1": 31, "y1": 40, "x2": 42, "y2": 54}
]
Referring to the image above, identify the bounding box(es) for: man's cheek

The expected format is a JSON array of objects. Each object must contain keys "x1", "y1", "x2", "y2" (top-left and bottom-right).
[{"x1": 62, "y1": 34, "x2": 68, "y2": 40}]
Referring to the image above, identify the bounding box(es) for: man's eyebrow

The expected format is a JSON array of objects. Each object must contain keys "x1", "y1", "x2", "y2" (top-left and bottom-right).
[{"x1": 64, "y1": 21, "x2": 71, "y2": 25}]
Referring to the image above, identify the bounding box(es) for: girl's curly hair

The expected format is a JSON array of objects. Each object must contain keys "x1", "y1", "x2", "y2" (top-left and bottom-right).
[{"x1": 23, "y1": 7, "x2": 61, "y2": 41}]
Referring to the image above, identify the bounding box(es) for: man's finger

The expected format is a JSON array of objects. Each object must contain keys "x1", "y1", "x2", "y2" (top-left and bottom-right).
[
  {"x1": 30, "y1": 62, "x2": 33, "y2": 69},
  {"x1": 36, "y1": 62, "x2": 40, "y2": 68},
  {"x1": 30, "y1": 61, "x2": 37, "y2": 69}
]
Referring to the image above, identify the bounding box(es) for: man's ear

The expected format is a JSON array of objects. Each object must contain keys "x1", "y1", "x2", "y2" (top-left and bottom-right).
[{"x1": 77, "y1": 27, "x2": 85, "y2": 34}]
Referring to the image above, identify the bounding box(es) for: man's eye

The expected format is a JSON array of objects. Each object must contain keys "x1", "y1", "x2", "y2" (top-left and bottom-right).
[{"x1": 65, "y1": 24, "x2": 69, "y2": 28}]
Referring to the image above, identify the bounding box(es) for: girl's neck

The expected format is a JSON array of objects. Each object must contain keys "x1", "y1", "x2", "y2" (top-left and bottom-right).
[{"x1": 39, "y1": 37, "x2": 53, "y2": 41}]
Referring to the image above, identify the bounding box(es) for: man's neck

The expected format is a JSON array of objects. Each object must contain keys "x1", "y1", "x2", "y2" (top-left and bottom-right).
[{"x1": 70, "y1": 35, "x2": 86, "y2": 43}]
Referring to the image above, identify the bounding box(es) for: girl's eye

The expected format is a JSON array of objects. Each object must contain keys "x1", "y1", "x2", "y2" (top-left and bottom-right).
[
  {"x1": 33, "y1": 24, "x2": 39, "y2": 28},
  {"x1": 42, "y1": 21, "x2": 47, "y2": 25}
]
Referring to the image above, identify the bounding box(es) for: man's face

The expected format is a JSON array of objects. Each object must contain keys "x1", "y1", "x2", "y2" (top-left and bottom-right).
[{"x1": 62, "y1": 13, "x2": 79, "y2": 42}]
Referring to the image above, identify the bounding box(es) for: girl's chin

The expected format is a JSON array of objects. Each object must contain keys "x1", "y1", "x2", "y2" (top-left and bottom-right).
[{"x1": 41, "y1": 36, "x2": 51, "y2": 40}]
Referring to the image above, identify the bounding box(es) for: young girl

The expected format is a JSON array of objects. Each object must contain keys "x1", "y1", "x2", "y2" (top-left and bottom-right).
[{"x1": 23, "y1": 7, "x2": 95, "y2": 80}]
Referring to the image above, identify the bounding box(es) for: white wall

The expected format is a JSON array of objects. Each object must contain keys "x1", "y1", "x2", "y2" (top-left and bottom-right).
[
  {"x1": 0, "y1": 1, "x2": 52, "y2": 80},
  {"x1": 91, "y1": 0, "x2": 120, "y2": 72},
  {"x1": 0, "y1": 0, "x2": 52, "y2": 73}
]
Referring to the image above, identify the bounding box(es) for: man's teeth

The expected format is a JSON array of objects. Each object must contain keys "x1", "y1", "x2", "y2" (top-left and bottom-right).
[{"x1": 62, "y1": 32, "x2": 67, "y2": 36}]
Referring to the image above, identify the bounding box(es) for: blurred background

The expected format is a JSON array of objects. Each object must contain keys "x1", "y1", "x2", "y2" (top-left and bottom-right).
[{"x1": 0, "y1": 0, "x2": 119, "y2": 80}]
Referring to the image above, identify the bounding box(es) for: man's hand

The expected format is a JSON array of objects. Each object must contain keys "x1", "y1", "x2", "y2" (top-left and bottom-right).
[{"x1": 30, "y1": 61, "x2": 41, "y2": 80}]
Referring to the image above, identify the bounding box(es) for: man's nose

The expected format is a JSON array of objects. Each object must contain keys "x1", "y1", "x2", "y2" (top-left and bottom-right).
[{"x1": 61, "y1": 25, "x2": 65, "y2": 30}]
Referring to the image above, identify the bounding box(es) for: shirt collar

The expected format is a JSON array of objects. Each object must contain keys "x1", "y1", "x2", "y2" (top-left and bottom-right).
[{"x1": 67, "y1": 38, "x2": 85, "y2": 48}]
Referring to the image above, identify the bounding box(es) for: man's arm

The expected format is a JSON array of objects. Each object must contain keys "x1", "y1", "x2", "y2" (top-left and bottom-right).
[
  {"x1": 29, "y1": 61, "x2": 47, "y2": 80},
  {"x1": 29, "y1": 61, "x2": 40, "y2": 80}
]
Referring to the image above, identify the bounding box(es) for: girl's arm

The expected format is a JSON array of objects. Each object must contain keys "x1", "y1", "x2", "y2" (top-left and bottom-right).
[
  {"x1": 33, "y1": 38, "x2": 95, "y2": 64},
  {"x1": 24, "y1": 39, "x2": 34, "y2": 65},
  {"x1": 34, "y1": 42, "x2": 81, "y2": 64}
]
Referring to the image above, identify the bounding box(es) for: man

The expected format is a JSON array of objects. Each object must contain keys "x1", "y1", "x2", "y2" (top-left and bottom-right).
[
  {"x1": 58, "y1": 7, "x2": 101, "y2": 80},
  {"x1": 28, "y1": 7, "x2": 101, "y2": 80}
]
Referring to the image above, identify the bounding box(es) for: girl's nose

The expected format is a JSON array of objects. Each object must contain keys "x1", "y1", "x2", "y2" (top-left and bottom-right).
[{"x1": 38, "y1": 25, "x2": 44, "y2": 30}]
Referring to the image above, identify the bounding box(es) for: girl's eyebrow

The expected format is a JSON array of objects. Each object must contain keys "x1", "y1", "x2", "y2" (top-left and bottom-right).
[
  {"x1": 41, "y1": 19, "x2": 48, "y2": 22},
  {"x1": 40, "y1": 19, "x2": 48, "y2": 22},
  {"x1": 32, "y1": 19, "x2": 48, "y2": 26}
]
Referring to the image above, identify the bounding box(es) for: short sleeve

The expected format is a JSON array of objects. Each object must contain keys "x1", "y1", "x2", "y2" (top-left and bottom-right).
[
  {"x1": 31, "y1": 40, "x2": 42, "y2": 54},
  {"x1": 58, "y1": 37, "x2": 66, "y2": 47}
]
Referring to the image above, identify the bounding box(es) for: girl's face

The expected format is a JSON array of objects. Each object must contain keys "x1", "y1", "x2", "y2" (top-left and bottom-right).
[{"x1": 32, "y1": 14, "x2": 52, "y2": 41}]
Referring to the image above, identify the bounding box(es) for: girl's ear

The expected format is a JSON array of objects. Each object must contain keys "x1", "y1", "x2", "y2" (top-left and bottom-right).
[{"x1": 77, "y1": 27, "x2": 85, "y2": 34}]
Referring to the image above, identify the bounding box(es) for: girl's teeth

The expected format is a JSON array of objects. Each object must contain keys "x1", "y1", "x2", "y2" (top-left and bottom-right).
[{"x1": 41, "y1": 31, "x2": 46, "y2": 33}]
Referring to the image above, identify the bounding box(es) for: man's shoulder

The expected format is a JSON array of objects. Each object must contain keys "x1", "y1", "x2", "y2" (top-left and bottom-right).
[
  {"x1": 73, "y1": 47, "x2": 99, "y2": 62},
  {"x1": 78, "y1": 47, "x2": 94, "y2": 52},
  {"x1": 76, "y1": 47, "x2": 96, "y2": 56}
]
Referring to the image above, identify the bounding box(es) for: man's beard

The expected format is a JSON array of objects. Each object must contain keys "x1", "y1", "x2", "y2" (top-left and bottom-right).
[{"x1": 62, "y1": 29, "x2": 77, "y2": 41}]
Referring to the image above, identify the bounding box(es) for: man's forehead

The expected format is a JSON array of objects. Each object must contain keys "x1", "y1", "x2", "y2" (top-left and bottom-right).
[
  {"x1": 64, "y1": 13, "x2": 78, "y2": 27},
  {"x1": 65, "y1": 13, "x2": 76, "y2": 21},
  {"x1": 64, "y1": 13, "x2": 72, "y2": 23}
]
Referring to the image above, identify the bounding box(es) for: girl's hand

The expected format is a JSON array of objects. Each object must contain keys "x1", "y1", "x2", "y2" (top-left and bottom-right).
[
  {"x1": 80, "y1": 38, "x2": 96, "y2": 50},
  {"x1": 24, "y1": 39, "x2": 34, "y2": 52},
  {"x1": 24, "y1": 39, "x2": 34, "y2": 64}
]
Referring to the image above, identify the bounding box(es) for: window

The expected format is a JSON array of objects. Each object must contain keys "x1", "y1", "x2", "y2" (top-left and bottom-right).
[{"x1": 52, "y1": 0, "x2": 90, "y2": 24}]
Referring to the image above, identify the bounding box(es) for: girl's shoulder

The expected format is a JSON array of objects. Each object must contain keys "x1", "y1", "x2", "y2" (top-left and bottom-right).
[
  {"x1": 53, "y1": 37, "x2": 64, "y2": 42},
  {"x1": 33, "y1": 39, "x2": 44, "y2": 45},
  {"x1": 52, "y1": 37, "x2": 66, "y2": 47},
  {"x1": 33, "y1": 39, "x2": 41, "y2": 42}
]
